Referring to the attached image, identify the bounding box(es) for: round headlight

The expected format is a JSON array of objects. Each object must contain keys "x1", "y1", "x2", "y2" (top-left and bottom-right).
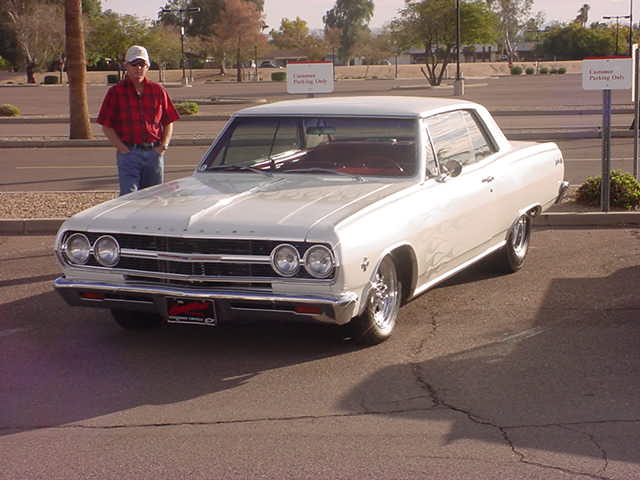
[
  {"x1": 270, "y1": 244, "x2": 300, "y2": 277},
  {"x1": 63, "y1": 233, "x2": 91, "y2": 265},
  {"x1": 94, "y1": 235, "x2": 120, "y2": 267},
  {"x1": 303, "y1": 245, "x2": 335, "y2": 279}
]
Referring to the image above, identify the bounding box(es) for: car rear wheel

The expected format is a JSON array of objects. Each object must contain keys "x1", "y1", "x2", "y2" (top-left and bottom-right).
[
  {"x1": 111, "y1": 309, "x2": 163, "y2": 330},
  {"x1": 351, "y1": 255, "x2": 401, "y2": 345},
  {"x1": 495, "y1": 214, "x2": 531, "y2": 273}
]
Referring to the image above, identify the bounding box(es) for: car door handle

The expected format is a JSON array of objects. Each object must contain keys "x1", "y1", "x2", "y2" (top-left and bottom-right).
[{"x1": 482, "y1": 176, "x2": 495, "y2": 183}]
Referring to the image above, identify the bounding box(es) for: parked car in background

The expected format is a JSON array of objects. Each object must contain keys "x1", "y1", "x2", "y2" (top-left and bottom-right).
[
  {"x1": 259, "y1": 60, "x2": 279, "y2": 68},
  {"x1": 53, "y1": 96, "x2": 567, "y2": 345}
]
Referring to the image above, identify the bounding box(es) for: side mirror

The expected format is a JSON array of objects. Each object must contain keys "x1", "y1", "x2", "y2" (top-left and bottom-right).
[
  {"x1": 436, "y1": 160, "x2": 462, "y2": 183},
  {"x1": 444, "y1": 160, "x2": 462, "y2": 178}
]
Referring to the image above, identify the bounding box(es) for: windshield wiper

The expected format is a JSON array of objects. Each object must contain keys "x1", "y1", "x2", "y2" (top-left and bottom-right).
[
  {"x1": 207, "y1": 165, "x2": 273, "y2": 176},
  {"x1": 281, "y1": 168, "x2": 363, "y2": 181}
]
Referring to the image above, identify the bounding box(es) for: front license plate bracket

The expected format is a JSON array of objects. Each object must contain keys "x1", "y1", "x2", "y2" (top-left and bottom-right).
[{"x1": 166, "y1": 297, "x2": 218, "y2": 326}]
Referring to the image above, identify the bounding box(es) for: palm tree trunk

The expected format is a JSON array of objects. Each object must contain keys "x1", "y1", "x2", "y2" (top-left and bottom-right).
[{"x1": 65, "y1": 0, "x2": 92, "y2": 139}]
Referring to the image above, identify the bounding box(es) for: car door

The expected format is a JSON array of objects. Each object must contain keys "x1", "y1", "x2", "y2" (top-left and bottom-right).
[{"x1": 416, "y1": 110, "x2": 500, "y2": 283}]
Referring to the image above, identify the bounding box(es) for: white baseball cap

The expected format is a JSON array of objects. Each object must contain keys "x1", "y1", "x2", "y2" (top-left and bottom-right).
[{"x1": 125, "y1": 45, "x2": 150, "y2": 65}]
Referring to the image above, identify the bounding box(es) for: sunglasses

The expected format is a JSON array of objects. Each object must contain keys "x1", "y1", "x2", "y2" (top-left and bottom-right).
[{"x1": 129, "y1": 60, "x2": 147, "y2": 67}]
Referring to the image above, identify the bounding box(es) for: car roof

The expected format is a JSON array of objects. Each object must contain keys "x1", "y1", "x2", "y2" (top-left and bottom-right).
[{"x1": 234, "y1": 96, "x2": 477, "y2": 118}]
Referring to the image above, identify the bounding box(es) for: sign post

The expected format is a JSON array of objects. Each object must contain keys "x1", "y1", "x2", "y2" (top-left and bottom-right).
[
  {"x1": 582, "y1": 57, "x2": 633, "y2": 211},
  {"x1": 634, "y1": 45, "x2": 640, "y2": 179}
]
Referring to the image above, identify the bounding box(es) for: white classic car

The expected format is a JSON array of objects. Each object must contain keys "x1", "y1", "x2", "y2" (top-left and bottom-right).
[{"x1": 54, "y1": 96, "x2": 567, "y2": 344}]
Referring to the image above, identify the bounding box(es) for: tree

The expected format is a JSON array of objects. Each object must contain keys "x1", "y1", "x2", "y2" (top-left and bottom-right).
[
  {"x1": 270, "y1": 17, "x2": 311, "y2": 50},
  {"x1": 144, "y1": 24, "x2": 182, "y2": 81},
  {"x1": 573, "y1": 4, "x2": 590, "y2": 28},
  {"x1": 160, "y1": 0, "x2": 263, "y2": 37},
  {"x1": 323, "y1": 0, "x2": 374, "y2": 64},
  {"x1": 86, "y1": 10, "x2": 149, "y2": 74},
  {"x1": 212, "y1": 0, "x2": 266, "y2": 82},
  {"x1": 485, "y1": 0, "x2": 535, "y2": 62},
  {"x1": 2, "y1": 0, "x2": 65, "y2": 83},
  {"x1": 542, "y1": 24, "x2": 613, "y2": 60},
  {"x1": 65, "y1": 0, "x2": 92, "y2": 139},
  {"x1": 394, "y1": 0, "x2": 498, "y2": 86}
]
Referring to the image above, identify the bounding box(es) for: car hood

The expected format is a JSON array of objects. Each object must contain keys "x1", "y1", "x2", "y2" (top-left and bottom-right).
[{"x1": 62, "y1": 173, "x2": 413, "y2": 241}]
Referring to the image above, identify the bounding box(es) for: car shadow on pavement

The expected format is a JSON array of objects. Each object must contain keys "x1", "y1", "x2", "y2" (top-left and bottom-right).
[
  {"x1": 0, "y1": 288, "x2": 357, "y2": 435},
  {"x1": 339, "y1": 264, "x2": 640, "y2": 470}
]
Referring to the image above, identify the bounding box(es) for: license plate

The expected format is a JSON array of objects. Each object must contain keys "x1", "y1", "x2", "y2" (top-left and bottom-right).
[{"x1": 166, "y1": 297, "x2": 217, "y2": 326}]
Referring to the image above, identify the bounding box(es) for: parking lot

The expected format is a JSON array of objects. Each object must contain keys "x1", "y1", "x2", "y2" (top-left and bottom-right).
[
  {"x1": 1, "y1": 226, "x2": 640, "y2": 479},
  {"x1": 1, "y1": 74, "x2": 640, "y2": 479}
]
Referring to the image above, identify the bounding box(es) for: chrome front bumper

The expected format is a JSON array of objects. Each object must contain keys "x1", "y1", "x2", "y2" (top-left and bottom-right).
[
  {"x1": 53, "y1": 277, "x2": 358, "y2": 326},
  {"x1": 555, "y1": 180, "x2": 570, "y2": 204}
]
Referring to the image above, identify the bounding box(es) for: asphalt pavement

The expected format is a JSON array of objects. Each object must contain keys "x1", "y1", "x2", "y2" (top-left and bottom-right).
[{"x1": 2, "y1": 227, "x2": 640, "y2": 479}]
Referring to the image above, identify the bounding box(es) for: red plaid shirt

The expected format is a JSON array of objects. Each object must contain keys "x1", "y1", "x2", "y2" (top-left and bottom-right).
[{"x1": 97, "y1": 77, "x2": 180, "y2": 144}]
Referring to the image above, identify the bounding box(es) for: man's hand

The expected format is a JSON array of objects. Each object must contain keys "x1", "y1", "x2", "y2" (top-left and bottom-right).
[{"x1": 154, "y1": 144, "x2": 168, "y2": 155}]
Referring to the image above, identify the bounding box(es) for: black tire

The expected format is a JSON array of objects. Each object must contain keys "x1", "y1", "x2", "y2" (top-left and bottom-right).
[
  {"x1": 350, "y1": 255, "x2": 402, "y2": 345},
  {"x1": 111, "y1": 309, "x2": 163, "y2": 330},
  {"x1": 495, "y1": 214, "x2": 531, "y2": 273}
]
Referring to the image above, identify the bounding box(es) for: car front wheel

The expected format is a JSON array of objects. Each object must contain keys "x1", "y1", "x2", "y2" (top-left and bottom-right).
[{"x1": 351, "y1": 255, "x2": 401, "y2": 345}]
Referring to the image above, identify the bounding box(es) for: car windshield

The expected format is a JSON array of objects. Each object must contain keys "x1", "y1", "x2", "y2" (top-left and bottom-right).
[{"x1": 200, "y1": 116, "x2": 418, "y2": 177}]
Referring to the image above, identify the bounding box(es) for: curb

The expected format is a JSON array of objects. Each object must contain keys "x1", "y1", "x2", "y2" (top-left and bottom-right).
[{"x1": 2, "y1": 212, "x2": 639, "y2": 236}]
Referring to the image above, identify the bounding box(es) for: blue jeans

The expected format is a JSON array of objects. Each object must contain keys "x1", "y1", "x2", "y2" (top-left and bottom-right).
[{"x1": 116, "y1": 148, "x2": 164, "y2": 196}]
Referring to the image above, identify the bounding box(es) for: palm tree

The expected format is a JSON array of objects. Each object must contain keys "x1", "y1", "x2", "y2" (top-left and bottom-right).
[
  {"x1": 575, "y1": 4, "x2": 590, "y2": 28},
  {"x1": 65, "y1": 0, "x2": 92, "y2": 139}
]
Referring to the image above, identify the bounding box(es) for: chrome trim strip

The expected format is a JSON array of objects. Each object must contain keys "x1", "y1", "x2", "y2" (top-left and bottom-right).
[
  {"x1": 62, "y1": 264, "x2": 336, "y2": 285},
  {"x1": 120, "y1": 248, "x2": 272, "y2": 264}
]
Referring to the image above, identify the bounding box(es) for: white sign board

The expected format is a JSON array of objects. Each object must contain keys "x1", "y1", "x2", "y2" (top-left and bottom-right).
[
  {"x1": 582, "y1": 57, "x2": 632, "y2": 90},
  {"x1": 287, "y1": 61, "x2": 334, "y2": 94}
]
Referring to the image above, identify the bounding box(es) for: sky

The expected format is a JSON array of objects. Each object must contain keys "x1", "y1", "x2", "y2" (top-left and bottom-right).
[{"x1": 100, "y1": 1, "x2": 637, "y2": 30}]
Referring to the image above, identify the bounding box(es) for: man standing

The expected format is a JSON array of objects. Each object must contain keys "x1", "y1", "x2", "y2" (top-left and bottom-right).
[{"x1": 97, "y1": 45, "x2": 180, "y2": 195}]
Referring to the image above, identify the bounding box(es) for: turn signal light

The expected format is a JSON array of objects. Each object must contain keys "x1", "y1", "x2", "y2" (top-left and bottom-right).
[
  {"x1": 81, "y1": 292, "x2": 105, "y2": 300},
  {"x1": 294, "y1": 305, "x2": 322, "y2": 315}
]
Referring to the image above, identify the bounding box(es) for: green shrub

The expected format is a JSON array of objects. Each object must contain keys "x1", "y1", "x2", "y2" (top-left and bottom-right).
[
  {"x1": 175, "y1": 101, "x2": 199, "y2": 115},
  {"x1": 271, "y1": 71, "x2": 286, "y2": 82},
  {"x1": 558, "y1": 67, "x2": 566, "y2": 74},
  {"x1": 576, "y1": 170, "x2": 640, "y2": 210},
  {"x1": 106, "y1": 74, "x2": 118, "y2": 84},
  {"x1": 510, "y1": 66, "x2": 523, "y2": 75},
  {"x1": 539, "y1": 66, "x2": 549, "y2": 74},
  {"x1": 525, "y1": 67, "x2": 534, "y2": 75},
  {"x1": 550, "y1": 67, "x2": 559, "y2": 74},
  {"x1": 0, "y1": 104, "x2": 20, "y2": 116},
  {"x1": 43, "y1": 75, "x2": 59, "y2": 84}
]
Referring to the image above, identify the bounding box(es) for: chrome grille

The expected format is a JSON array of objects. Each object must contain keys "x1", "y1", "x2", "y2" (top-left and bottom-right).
[{"x1": 63, "y1": 231, "x2": 331, "y2": 282}]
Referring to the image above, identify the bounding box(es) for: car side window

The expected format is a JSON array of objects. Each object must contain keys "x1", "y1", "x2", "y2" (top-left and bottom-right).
[
  {"x1": 426, "y1": 110, "x2": 496, "y2": 169},
  {"x1": 426, "y1": 111, "x2": 473, "y2": 166},
  {"x1": 461, "y1": 110, "x2": 496, "y2": 163}
]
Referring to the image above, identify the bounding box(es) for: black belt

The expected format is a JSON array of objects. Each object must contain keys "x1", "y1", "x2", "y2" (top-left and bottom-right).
[{"x1": 125, "y1": 141, "x2": 160, "y2": 150}]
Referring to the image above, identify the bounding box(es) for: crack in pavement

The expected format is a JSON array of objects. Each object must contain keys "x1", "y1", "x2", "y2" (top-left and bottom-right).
[
  {"x1": 560, "y1": 425, "x2": 609, "y2": 476},
  {"x1": 0, "y1": 405, "x2": 442, "y2": 433},
  {"x1": 407, "y1": 316, "x2": 620, "y2": 480}
]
